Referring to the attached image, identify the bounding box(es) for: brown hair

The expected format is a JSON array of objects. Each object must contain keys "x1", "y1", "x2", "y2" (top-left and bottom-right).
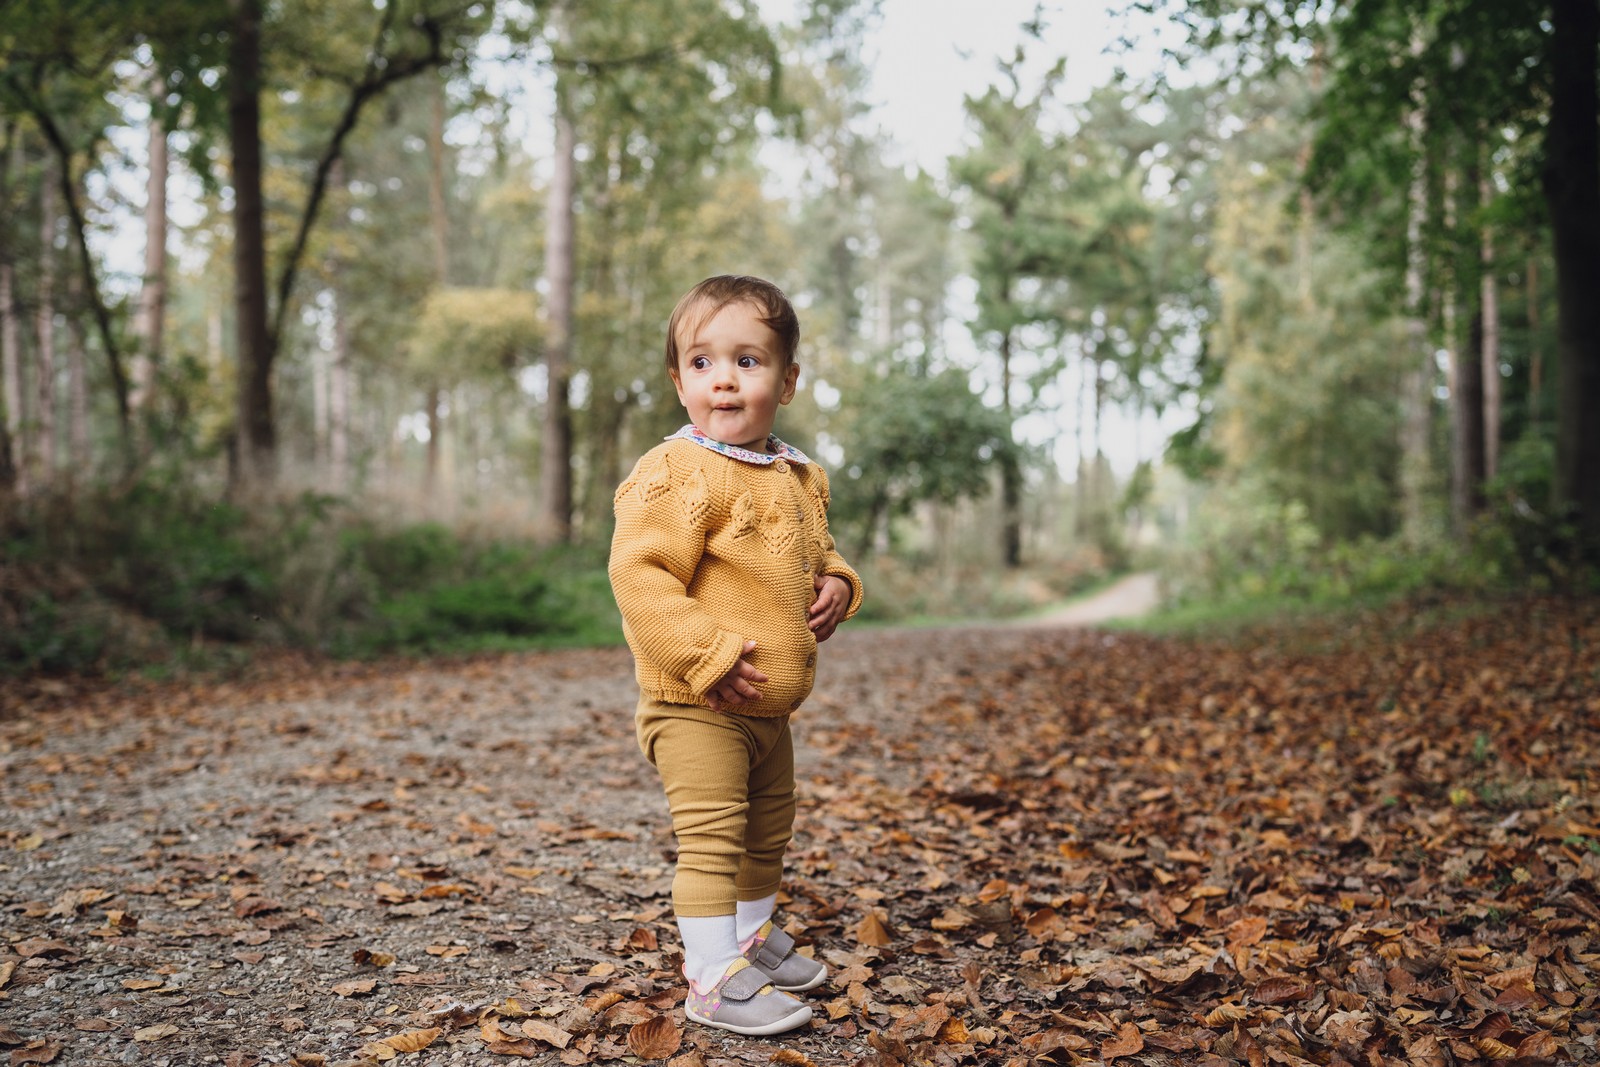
[{"x1": 664, "y1": 275, "x2": 800, "y2": 375}]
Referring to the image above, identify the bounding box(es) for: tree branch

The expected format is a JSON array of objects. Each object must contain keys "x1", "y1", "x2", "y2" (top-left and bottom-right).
[
  {"x1": 4, "y1": 74, "x2": 132, "y2": 452},
  {"x1": 267, "y1": 9, "x2": 450, "y2": 354}
]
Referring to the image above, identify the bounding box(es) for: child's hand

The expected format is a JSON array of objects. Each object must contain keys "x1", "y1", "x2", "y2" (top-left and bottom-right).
[
  {"x1": 808, "y1": 574, "x2": 851, "y2": 642},
  {"x1": 707, "y1": 639, "x2": 768, "y2": 713}
]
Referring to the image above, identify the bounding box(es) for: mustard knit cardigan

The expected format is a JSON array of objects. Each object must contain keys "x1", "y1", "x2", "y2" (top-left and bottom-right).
[{"x1": 609, "y1": 438, "x2": 863, "y2": 717}]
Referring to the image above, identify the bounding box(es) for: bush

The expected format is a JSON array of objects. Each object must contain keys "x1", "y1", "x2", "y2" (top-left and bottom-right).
[{"x1": 0, "y1": 481, "x2": 622, "y2": 675}]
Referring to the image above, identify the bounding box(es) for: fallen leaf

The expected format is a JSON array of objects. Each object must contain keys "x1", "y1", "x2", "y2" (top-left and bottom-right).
[
  {"x1": 332, "y1": 978, "x2": 378, "y2": 997},
  {"x1": 854, "y1": 911, "x2": 893, "y2": 947},
  {"x1": 627, "y1": 1015, "x2": 682, "y2": 1060},
  {"x1": 12, "y1": 940, "x2": 76, "y2": 960},
  {"x1": 1101, "y1": 1021, "x2": 1143, "y2": 1061},
  {"x1": 133, "y1": 1024, "x2": 182, "y2": 1043},
  {"x1": 10, "y1": 1039, "x2": 62, "y2": 1065},
  {"x1": 380, "y1": 1028, "x2": 441, "y2": 1053}
]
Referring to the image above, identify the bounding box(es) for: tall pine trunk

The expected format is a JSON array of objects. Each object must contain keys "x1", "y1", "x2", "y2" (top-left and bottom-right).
[
  {"x1": 540, "y1": 75, "x2": 575, "y2": 542},
  {"x1": 133, "y1": 92, "x2": 168, "y2": 417},
  {"x1": 0, "y1": 126, "x2": 22, "y2": 494},
  {"x1": 1399, "y1": 57, "x2": 1433, "y2": 544},
  {"x1": 229, "y1": 0, "x2": 275, "y2": 492},
  {"x1": 1480, "y1": 171, "x2": 1501, "y2": 481},
  {"x1": 1544, "y1": 0, "x2": 1600, "y2": 555},
  {"x1": 35, "y1": 158, "x2": 57, "y2": 483},
  {"x1": 424, "y1": 73, "x2": 450, "y2": 503},
  {"x1": 66, "y1": 268, "x2": 89, "y2": 490}
]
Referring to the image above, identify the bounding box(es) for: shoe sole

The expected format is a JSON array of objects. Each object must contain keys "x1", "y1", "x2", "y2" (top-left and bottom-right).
[
  {"x1": 685, "y1": 1003, "x2": 813, "y2": 1036},
  {"x1": 771, "y1": 969, "x2": 827, "y2": 993}
]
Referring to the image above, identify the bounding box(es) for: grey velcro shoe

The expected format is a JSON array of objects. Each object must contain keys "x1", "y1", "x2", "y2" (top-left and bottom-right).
[
  {"x1": 684, "y1": 958, "x2": 813, "y2": 1036},
  {"x1": 742, "y1": 920, "x2": 827, "y2": 992}
]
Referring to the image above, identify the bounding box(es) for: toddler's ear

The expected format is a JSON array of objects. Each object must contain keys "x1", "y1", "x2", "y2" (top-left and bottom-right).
[{"x1": 779, "y1": 363, "x2": 799, "y2": 404}]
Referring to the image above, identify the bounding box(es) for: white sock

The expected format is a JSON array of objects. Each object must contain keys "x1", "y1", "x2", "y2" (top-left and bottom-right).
[
  {"x1": 736, "y1": 893, "x2": 777, "y2": 944},
  {"x1": 677, "y1": 914, "x2": 742, "y2": 991}
]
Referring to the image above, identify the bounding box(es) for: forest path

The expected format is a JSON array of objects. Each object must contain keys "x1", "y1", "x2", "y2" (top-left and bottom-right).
[
  {"x1": 2, "y1": 597, "x2": 1596, "y2": 1067},
  {"x1": 1016, "y1": 570, "x2": 1162, "y2": 628}
]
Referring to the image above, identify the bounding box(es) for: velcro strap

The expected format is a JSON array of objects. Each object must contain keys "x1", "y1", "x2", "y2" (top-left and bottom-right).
[
  {"x1": 755, "y1": 926, "x2": 796, "y2": 970},
  {"x1": 721, "y1": 964, "x2": 774, "y2": 1001}
]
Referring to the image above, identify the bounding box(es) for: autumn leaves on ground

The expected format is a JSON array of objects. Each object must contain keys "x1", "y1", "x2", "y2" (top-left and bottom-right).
[{"x1": 2, "y1": 596, "x2": 1598, "y2": 1067}]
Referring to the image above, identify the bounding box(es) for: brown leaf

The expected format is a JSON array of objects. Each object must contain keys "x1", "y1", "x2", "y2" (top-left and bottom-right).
[
  {"x1": 1515, "y1": 1031, "x2": 1561, "y2": 1058},
  {"x1": 332, "y1": 978, "x2": 378, "y2": 997},
  {"x1": 1204, "y1": 1003, "x2": 1250, "y2": 1027},
  {"x1": 854, "y1": 911, "x2": 893, "y2": 947},
  {"x1": 0, "y1": 961, "x2": 15, "y2": 990},
  {"x1": 10, "y1": 1039, "x2": 62, "y2": 1065},
  {"x1": 1101, "y1": 1021, "x2": 1143, "y2": 1061},
  {"x1": 626, "y1": 1016, "x2": 682, "y2": 1060},
  {"x1": 770, "y1": 1050, "x2": 816, "y2": 1067},
  {"x1": 1253, "y1": 977, "x2": 1312, "y2": 1004},
  {"x1": 889, "y1": 1003, "x2": 951, "y2": 1040},
  {"x1": 46, "y1": 888, "x2": 112, "y2": 918},
  {"x1": 133, "y1": 1024, "x2": 182, "y2": 1043},
  {"x1": 380, "y1": 1028, "x2": 441, "y2": 1053},
  {"x1": 233, "y1": 896, "x2": 284, "y2": 919},
  {"x1": 12, "y1": 940, "x2": 76, "y2": 960},
  {"x1": 519, "y1": 1019, "x2": 574, "y2": 1049}
]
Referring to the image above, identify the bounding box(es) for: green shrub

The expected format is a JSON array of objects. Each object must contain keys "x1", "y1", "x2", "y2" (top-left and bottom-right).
[{"x1": 0, "y1": 481, "x2": 622, "y2": 675}]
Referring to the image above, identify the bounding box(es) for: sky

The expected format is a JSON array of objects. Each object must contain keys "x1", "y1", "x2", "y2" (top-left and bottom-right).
[
  {"x1": 776, "y1": 0, "x2": 1187, "y2": 476},
  {"x1": 860, "y1": 0, "x2": 1134, "y2": 174}
]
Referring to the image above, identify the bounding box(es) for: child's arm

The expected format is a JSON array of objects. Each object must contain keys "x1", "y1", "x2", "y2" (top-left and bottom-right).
[
  {"x1": 809, "y1": 465, "x2": 864, "y2": 628},
  {"x1": 705, "y1": 639, "x2": 769, "y2": 712},
  {"x1": 808, "y1": 575, "x2": 852, "y2": 642}
]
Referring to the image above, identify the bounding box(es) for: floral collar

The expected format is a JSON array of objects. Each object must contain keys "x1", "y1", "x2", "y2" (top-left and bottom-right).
[{"x1": 667, "y1": 424, "x2": 811, "y2": 466}]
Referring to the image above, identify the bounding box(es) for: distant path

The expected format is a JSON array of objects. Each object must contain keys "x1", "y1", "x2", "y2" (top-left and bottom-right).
[{"x1": 1017, "y1": 570, "x2": 1161, "y2": 627}]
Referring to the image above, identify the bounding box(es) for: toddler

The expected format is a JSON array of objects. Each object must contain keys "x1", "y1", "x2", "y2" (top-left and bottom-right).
[{"x1": 609, "y1": 275, "x2": 862, "y2": 1036}]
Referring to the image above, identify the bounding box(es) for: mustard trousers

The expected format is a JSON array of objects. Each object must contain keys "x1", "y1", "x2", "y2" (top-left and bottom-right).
[{"x1": 636, "y1": 697, "x2": 796, "y2": 918}]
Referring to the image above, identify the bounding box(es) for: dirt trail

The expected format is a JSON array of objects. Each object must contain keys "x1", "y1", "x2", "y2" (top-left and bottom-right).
[
  {"x1": 1017, "y1": 571, "x2": 1161, "y2": 628},
  {"x1": 2, "y1": 597, "x2": 1596, "y2": 1067}
]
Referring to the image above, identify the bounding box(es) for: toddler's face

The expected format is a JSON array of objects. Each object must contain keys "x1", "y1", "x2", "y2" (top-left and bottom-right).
[{"x1": 671, "y1": 300, "x2": 798, "y2": 452}]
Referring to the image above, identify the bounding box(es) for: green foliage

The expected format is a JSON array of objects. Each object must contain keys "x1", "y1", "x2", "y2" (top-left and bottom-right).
[
  {"x1": 829, "y1": 363, "x2": 1015, "y2": 552},
  {"x1": 407, "y1": 288, "x2": 543, "y2": 380},
  {"x1": 0, "y1": 485, "x2": 621, "y2": 675}
]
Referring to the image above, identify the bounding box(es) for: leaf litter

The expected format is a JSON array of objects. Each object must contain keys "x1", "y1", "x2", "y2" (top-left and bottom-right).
[{"x1": 0, "y1": 597, "x2": 1596, "y2": 1065}]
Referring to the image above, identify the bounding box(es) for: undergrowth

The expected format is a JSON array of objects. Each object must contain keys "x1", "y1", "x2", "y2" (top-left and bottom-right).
[{"x1": 0, "y1": 483, "x2": 621, "y2": 676}]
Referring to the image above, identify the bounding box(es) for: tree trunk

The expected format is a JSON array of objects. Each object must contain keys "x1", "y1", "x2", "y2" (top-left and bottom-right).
[
  {"x1": 1527, "y1": 255, "x2": 1542, "y2": 423},
  {"x1": 0, "y1": 254, "x2": 19, "y2": 495},
  {"x1": 998, "y1": 325, "x2": 1022, "y2": 568},
  {"x1": 0, "y1": 126, "x2": 22, "y2": 494},
  {"x1": 1073, "y1": 342, "x2": 1089, "y2": 538},
  {"x1": 229, "y1": 0, "x2": 275, "y2": 492},
  {"x1": 425, "y1": 73, "x2": 451, "y2": 501},
  {"x1": 540, "y1": 76, "x2": 575, "y2": 542},
  {"x1": 1455, "y1": 307, "x2": 1487, "y2": 527},
  {"x1": 133, "y1": 92, "x2": 168, "y2": 416},
  {"x1": 1480, "y1": 172, "x2": 1501, "y2": 481},
  {"x1": 35, "y1": 157, "x2": 57, "y2": 483},
  {"x1": 1544, "y1": 0, "x2": 1600, "y2": 554},
  {"x1": 1448, "y1": 157, "x2": 1485, "y2": 531},
  {"x1": 66, "y1": 267, "x2": 89, "y2": 490},
  {"x1": 329, "y1": 284, "x2": 351, "y2": 492},
  {"x1": 1399, "y1": 76, "x2": 1433, "y2": 544}
]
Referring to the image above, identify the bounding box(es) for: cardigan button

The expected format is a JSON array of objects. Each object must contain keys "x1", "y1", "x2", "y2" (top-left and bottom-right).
[{"x1": 773, "y1": 459, "x2": 790, "y2": 473}]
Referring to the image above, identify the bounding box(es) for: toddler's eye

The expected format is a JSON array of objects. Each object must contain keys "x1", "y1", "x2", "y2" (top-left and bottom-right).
[
  {"x1": 738, "y1": 355, "x2": 759, "y2": 369},
  {"x1": 689, "y1": 355, "x2": 710, "y2": 370}
]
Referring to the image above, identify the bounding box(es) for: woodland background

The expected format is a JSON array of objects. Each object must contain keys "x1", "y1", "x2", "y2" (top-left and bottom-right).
[{"x1": 2, "y1": 0, "x2": 1598, "y2": 674}]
